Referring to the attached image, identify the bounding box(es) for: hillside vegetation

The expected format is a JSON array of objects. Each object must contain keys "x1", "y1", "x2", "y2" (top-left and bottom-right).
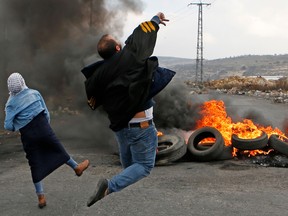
[{"x1": 158, "y1": 54, "x2": 288, "y2": 81}]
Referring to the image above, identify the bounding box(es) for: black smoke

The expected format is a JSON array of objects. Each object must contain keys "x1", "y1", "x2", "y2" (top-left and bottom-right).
[
  {"x1": 0, "y1": 0, "x2": 143, "y2": 151},
  {"x1": 154, "y1": 80, "x2": 203, "y2": 131},
  {"x1": 0, "y1": 0, "x2": 143, "y2": 107}
]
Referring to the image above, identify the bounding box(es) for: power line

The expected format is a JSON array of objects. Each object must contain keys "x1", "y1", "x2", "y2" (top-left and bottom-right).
[{"x1": 188, "y1": 2, "x2": 211, "y2": 83}]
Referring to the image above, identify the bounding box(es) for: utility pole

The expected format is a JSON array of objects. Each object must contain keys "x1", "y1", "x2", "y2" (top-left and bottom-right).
[{"x1": 188, "y1": 2, "x2": 211, "y2": 83}]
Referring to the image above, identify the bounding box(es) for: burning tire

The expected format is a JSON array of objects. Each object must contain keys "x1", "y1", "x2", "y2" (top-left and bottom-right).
[
  {"x1": 232, "y1": 131, "x2": 268, "y2": 150},
  {"x1": 268, "y1": 134, "x2": 288, "y2": 156},
  {"x1": 155, "y1": 134, "x2": 187, "y2": 166},
  {"x1": 187, "y1": 127, "x2": 225, "y2": 161},
  {"x1": 196, "y1": 143, "x2": 234, "y2": 160},
  {"x1": 196, "y1": 142, "x2": 214, "y2": 150}
]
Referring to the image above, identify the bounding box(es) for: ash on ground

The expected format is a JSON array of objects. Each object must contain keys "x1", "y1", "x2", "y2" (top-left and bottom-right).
[{"x1": 239, "y1": 152, "x2": 288, "y2": 168}]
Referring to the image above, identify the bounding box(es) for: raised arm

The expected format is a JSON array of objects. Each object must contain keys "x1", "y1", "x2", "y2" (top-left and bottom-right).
[
  {"x1": 124, "y1": 12, "x2": 169, "y2": 61},
  {"x1": 4, "y1": 102, "x2": 16, "y2": 131}
]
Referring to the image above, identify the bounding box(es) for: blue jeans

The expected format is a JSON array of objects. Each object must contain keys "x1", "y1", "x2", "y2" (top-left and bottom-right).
[{"x1": 108, "y1": 123, "x2": 158, "y2": 193}]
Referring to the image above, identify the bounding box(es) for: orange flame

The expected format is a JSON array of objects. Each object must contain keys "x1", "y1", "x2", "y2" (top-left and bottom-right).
[
  {"x1": 157, "y1": 131, "x2": 163, "y2": 137},
  {"x1": 196, "y1": 100, "x2": 287, "y2": 157}
]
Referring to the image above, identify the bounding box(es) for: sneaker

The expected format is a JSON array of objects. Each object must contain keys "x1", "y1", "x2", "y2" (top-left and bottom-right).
[
  {"x1": 87, "y1": 178, "x2": 109, "y2": 207},
  {"x1": 38, "y1": 194, "x2": 46, "y2": 209},
  {"x1": 74, "y1": 159, "x2": 90, "y2": 177}
]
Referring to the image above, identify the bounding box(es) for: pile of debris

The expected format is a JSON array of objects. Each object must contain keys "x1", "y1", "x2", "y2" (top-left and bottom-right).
[
  {"x1": 205, "y1": 76, "x2": 275, "y2": 89},
  {"x1": 185, "y1": 76, "x2": 288, "y2": 104}
]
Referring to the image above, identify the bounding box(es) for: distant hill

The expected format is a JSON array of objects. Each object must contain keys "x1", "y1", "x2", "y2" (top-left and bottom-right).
[{"x1": 158, "y1": 54, "x2": 288, "y2": 81}]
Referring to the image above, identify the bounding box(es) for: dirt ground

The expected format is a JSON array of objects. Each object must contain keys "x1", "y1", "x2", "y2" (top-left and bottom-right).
[{"x1": 1, "y1": 93, "x2": 288, "y2": 216}]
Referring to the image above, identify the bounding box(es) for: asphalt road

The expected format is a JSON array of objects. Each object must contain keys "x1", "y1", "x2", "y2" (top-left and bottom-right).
[{"x1": 1, "y1": 94, "x2": 288, "y2": 216}]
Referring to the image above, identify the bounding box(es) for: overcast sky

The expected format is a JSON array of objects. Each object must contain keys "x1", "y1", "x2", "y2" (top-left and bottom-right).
[{"x1": 120, "y1": 0, "x2": 288, "y2": 60}]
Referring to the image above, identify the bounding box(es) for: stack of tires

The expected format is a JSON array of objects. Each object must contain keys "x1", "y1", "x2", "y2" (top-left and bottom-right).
[
  {"x1": 155, "y1": 127, "x2": 288, "y2": 166},
  {"x1": 155, "y1": 127, "x2": 234, "y2": 165}
]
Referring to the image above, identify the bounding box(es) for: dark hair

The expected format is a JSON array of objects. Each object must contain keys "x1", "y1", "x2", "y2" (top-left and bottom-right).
[{"x1": 97, "y1": 34, "x2": 118, "y2": 59}]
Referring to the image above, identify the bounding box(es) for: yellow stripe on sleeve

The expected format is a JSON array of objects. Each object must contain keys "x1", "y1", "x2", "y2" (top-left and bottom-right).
[
  {"x1": 147, "y1": 21, "x2": 156, "y2": 31},
  {"x1": 142, "y1": 22, "x2": 151, "y2": 32},
  {"x1": 140, "y1": 23, "x2": 148, "y2": 33}
]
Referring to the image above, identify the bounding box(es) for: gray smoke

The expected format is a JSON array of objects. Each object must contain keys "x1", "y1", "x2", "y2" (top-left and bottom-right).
[{"x1": 242, "y1": 110, "x2": 274, "y2": 128}]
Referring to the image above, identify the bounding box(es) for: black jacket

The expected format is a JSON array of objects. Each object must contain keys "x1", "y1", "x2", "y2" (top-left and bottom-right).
[{"x1": 82, "y1": 18, "x2": 171, "y2": 131}]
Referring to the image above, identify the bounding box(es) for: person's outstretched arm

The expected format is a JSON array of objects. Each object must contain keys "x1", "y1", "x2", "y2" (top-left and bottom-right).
[
  {"x1": 4, "y1": 100, "x2": 15, "y2": 131},
  {"x1": 124, "y1": 12, "x2": 169, "y2": 61}
]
